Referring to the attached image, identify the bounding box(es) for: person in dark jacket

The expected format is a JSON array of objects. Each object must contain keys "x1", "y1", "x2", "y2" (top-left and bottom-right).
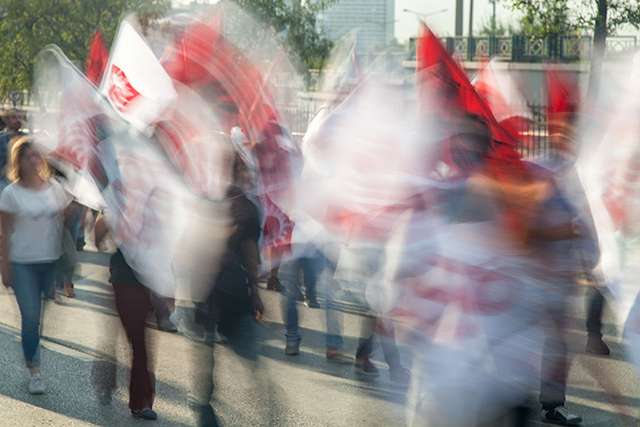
[{"x1": 186, "y1": 156, "x2": 269, "y2": 427}]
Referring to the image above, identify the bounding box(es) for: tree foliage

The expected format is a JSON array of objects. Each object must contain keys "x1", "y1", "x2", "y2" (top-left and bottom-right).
[
  {"x1": 0, "y1": 0, "x2": 170, "y2": 97},
  {"x1": 231, "y1": 0, "x2": 335, "y2": 73},
  {"x1": 506, "y1": 0, "x2": 640, "y2": 37},
  {"x1": 478, "y1": 16, "x2": 522, "y2": 36},
  {"x1": 507, "y1": 0, "x2": 640, "y2": 99}
]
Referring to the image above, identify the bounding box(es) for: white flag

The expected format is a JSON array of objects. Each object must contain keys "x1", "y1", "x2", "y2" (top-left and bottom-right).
[{"x1": 100, "y1": 17, "x2": 177, "y2": 130}]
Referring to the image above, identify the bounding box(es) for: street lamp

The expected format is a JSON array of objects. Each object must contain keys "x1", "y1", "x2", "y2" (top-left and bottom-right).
[
  {"x1": 403, "y1": 8, "x2": 448, "y2": 19},
  {"x1": 364, "y1": 19, "x2": 400, "y2": 26}
]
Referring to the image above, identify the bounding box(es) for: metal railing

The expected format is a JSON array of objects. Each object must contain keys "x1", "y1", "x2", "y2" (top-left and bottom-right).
[
  {"x1": 517, "y1": 102, "x2": 550, "y2": 158},
  {"x1": 409, "y1": 35, "x2": 637, "y2": 62},
  {"x1": 281, "y1": 101, "x2": 552, "y2": 159},
  {"x1": 280, "y1": 104, "x2": 317, "y2": 145}
]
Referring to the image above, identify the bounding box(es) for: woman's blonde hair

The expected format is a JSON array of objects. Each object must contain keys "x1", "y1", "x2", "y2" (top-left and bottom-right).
[{"x1": 7, "y1": 137, "x2": 50, "y2": 182}]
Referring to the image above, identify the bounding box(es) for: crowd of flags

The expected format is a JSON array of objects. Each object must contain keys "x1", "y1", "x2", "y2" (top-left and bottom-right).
[{"x1": 24, "y1": 5, "x2": 640, "y2": 421}]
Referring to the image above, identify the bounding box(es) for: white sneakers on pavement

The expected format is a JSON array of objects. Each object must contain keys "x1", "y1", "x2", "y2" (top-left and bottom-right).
[{"x1": 28, "y1": 373, "x2": 45, "y2": 395}]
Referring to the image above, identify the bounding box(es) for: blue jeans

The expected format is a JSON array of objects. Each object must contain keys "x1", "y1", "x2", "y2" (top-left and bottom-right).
[
  {"x1": 12, "y1": 262, "x2": 55, "y2": 368},
  {"x1": 69, "y1": 212, "x2": 82, "y2": 243},
  {"x1": 284, "y1": 253, "x2": 343, "y2": 349}
]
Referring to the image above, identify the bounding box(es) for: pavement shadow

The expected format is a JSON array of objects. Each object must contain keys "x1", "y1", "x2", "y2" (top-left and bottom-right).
[
  {"x1": 0, "y1": 329, "x2": 191, "y2": 427},
  {"x1": 257, "y1": 329, "x2": 411, "y2": 407},
  {"x1": 524, "y1": 400, "x2": 636, "y2": 427},
  {"x1": 76, "y1": 250, "x2": 110, "y2": 268}
]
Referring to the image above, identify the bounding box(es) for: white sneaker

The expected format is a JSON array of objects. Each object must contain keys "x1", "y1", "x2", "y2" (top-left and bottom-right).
[
  {"x1": 541, "y1": 405, "x2": 582, "y2": 425},
  {"x1": 28, "y1": 373, "x2": 45, "y2": 395}
]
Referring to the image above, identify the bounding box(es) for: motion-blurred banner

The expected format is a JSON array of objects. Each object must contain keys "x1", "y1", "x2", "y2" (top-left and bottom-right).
[{"x1": 100, "y1": 16, "x2": 177, "y2": 131}]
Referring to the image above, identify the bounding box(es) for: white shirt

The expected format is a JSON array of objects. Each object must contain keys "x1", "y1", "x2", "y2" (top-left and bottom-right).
[{"x1": 0, "y1": 179, "x2": 72, "y2": 263}]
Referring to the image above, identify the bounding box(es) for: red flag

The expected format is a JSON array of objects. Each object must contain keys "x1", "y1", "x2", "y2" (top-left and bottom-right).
[
  {"x1": 546, "y1": 65, "x2": 579, "y2": 138},
  {"x1": 161, "y1": 10, "x2": 224, "y2": 87},
  {"x1": 546, "y1": 66, "x2": 579, "y2": 116},
  {"x1": 473, "y1": 59, "x2": 533, "y2": 146},
  {"x1": 416, "y1": 22, "x2": 523, "y2": 175},
  {"x1": 85, "y1": 30, "x2": 109, "y2": 86},
  {"x1": 161, "y1": 10, "x2": 279, "y2": 140},
  {"x1": 160, "y1": 11, "x2": 300, "y2": 265}
]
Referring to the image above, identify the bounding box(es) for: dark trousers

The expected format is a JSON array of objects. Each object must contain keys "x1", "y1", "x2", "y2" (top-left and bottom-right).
[
  {"x1": 539, "y1": 297, "x2": 569, "y2": 408},
  {"x1": 112, "y1": 283, "x2": 155, "y2": 411},
  {"x1": 184, "y1": 290, "x2": 260, "y2": 427},
  {"x1": 295, "y1": 254, "x2": 325, "y2": 301},
  {"x1": 355, "y1": 248, "x2": 402, "y2": 368},
  {"x1": 586, "y1": 287, "x2": 604, "y2": 335},
  {"x1": 151, "y1": 293, "x2": 175, "y2": 324},
  {"x1": 355, "y1": 314, "x2": 402, "y2": 369}
]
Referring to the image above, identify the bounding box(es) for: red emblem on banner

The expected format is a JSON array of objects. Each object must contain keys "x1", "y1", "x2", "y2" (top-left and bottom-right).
[{"x1": 107, "y1": 65, "x2": 141, "y2": 112}]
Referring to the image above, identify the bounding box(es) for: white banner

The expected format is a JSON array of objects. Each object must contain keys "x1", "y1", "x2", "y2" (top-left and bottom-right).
[{"x1": 100, "y1": 17, "x2": 177, "y2": 131}]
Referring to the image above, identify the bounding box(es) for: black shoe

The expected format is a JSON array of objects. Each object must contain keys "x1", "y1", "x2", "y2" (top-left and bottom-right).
[
  {"x1": 541, "y1": 405, "x2": 582, "y2": 425},
  {"x1": 304, "y1": 298, "x2": 321, "y2": 308},
  {"x1": 354, "y1": 356, "x2": 380, "y2": 376},
  {"x1": 76, "y1": 238, "x2": 85, "y2": 252},
  {"x1": 586, "y1": 334, "x2": 610, "y2": 356},
  {"x1": 266, "y1": 276, "x2": 285, "y2": 292},
  {"x1": 294, "y1": 290, "x2": 305, "y2": 302},
  {"x1": 285, "y1": 341, "x2": 300, "y2": 356},
  {"x1": 132, "y1": 408, "x2": 157, "y2": 420},
  {"x1": 190, "y1": 403, "x2": 220, "y2": 427},
  {"x1": 157, "y1": 318, "x2": 178, "y2": 333}
]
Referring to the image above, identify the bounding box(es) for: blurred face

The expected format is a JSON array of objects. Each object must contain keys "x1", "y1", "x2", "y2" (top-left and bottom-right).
[
  {"x1": 19, "y1": 147, "x2": 43, "y2": 178},
  {"x1": 5, "y1": 111, "x2": 22, "y2": 132}
]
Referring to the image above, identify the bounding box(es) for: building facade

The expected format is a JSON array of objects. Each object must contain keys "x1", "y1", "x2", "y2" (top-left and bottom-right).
[{"x1": 318, "y1": 0, "x2": 395, "y2": 53}]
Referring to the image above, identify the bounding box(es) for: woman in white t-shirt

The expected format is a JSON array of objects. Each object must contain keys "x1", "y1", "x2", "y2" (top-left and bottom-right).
[{"x1": 0, "y1": 138, "x2": 76, "y2": 395}]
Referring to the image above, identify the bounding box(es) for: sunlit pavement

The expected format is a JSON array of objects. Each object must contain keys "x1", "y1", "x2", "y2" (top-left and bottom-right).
[{"x1": 0, "y1": 246, "x2": 637, "y2": 426}]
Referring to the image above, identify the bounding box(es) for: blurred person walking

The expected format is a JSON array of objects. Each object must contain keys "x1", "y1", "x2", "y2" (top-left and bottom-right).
[
  {"x1": 49, "y1": 166, "x2": 80, "y2": 299},
  {"x1": 0, "y1": 108, "x2": 25, "y2": 187},
  {"x1": 525, "y1": 110, "x2": 604, "y2": 426},
  {"x1": 92, "y1": 213, "x2": 172, "y2": 420},
  {"x1": 0, "y1": 138, "x2": 76, "y2": 394},
  {"x1": 282, "y1": 242, "x2": 351, "y2": 363},
  {"x1": 185, "y1": 155, "x2": 273, "y2": 427},
  {"x1": 353, "y1": 249, "x2": 410, "y2": 384},
  {"x1": 107, "y1": 247, "x2": 158, "y2": 420}
]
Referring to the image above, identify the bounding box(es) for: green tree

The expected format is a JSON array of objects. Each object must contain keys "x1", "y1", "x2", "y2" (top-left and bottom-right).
[
  {"x1": 507, "y1": 0, "x2": 578, "y2": 37},
  {"x1": 231, "y1": 0, "x2": 335, "y2": 76},
  {"x1": 0, "y1": 0, "x2": 170, "y2": 97},
  {"x1": 506, "y1": 0, "x2": 640, "y2": 99},
  {"x1": 508, "y1": 0, "x2": 640, "y2": 36},
  {"x1": 478, "y1": 16, "x2": 521, "y2": 36}
]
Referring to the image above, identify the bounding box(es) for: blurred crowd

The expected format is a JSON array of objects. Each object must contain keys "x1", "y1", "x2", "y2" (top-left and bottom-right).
[{"x1": 4, "y1": 4, "x2": 640, "y2": 427}]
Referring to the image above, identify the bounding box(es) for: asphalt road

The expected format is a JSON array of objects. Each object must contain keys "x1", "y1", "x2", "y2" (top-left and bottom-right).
[{"x1": 0, "y1": 244, "x2": 637, "y2": 427}]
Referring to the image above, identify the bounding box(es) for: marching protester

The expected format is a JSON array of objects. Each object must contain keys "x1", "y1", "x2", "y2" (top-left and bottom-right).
[
  {"x1": 108, "y1": 248, "x2": 158, "y2": 420},
  {"x1": 0, "y1": 137, "x2": 77, "y2": 394},
  {"x1": 353, "y1": 248, "x2": 410, "y2": 384},
  {"x1": 9, "y1": 5, "x2": 640, "y2": 426},
  {"x1": 282, "y1": 242, "x2": 350, "y2": 363},
  {"x1": 93, "y1": 205, "x2": 183, "y2": 419},
  {"x1": 185, "y1": 153, "x2": 273, "y2": 427}
]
